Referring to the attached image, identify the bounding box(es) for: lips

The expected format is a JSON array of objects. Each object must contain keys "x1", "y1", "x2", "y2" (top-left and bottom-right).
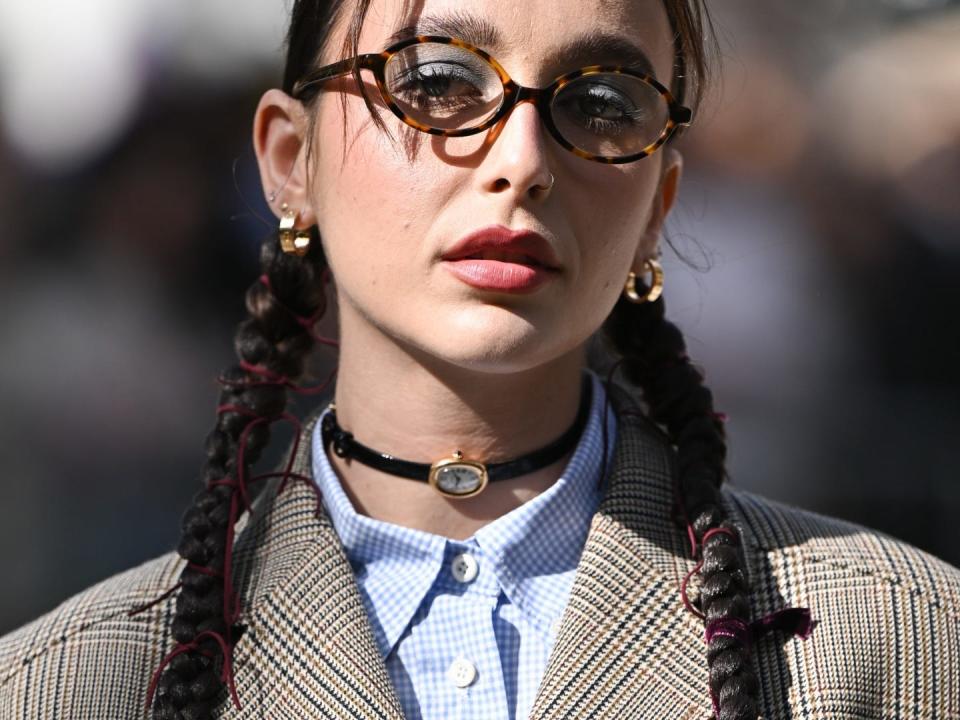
[
  {"x1": 440, "y1": 225, "x2": 561, "y2": 293},
  {"x1": 440, "y1": 225, "x2": 561, "y2": 270}
]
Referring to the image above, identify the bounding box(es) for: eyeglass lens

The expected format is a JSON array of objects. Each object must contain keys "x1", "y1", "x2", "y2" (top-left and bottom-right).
[{"x1": 383, "y1": 42, "x2": 670, "y2": 158}]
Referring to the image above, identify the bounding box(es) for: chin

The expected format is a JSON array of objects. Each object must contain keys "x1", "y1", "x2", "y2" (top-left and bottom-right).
[{"x1": 408, "y1": 308, "x2": 572, "y2": 374}]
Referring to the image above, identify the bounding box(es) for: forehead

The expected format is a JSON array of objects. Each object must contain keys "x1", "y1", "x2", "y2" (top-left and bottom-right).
[{"x1": 355, "y1": 0, "x2": 676, "y2": 83}]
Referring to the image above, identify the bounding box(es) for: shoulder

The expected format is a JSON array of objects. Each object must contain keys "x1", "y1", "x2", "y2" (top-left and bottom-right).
[
  {"x1": 723, "y1": 485, "x2": 960, "y2": 610},
  {"x1": 0, "y1": 550, "x2": 184, "y2": 718},
  {"x1": 722, "y1": 486, "x2": 960, "y2": 719}
]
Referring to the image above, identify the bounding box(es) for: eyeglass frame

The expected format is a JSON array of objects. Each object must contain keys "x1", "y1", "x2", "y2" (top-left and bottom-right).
[{"x1": 290, "y1": 35, "x2": 693, "y2": 165}]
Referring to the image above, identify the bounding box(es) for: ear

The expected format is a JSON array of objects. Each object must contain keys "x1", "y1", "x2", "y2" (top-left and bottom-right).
[
  {"x1": 252, "y1": 89, "x2": 316, "y2": 228},
  {"x1": 635, "y1": 148, "x2": 683, "y2": 267}
]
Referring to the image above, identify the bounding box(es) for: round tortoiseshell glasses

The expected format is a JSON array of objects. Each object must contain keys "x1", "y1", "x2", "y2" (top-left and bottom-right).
[{"x1": 290, "y1": 35, "x2": 693, "y2": 164}]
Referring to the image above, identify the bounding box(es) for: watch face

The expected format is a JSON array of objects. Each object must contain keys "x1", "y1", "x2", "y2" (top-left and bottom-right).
[{"x1": 434, "y1": 464, "x2": 484, "y2": 496}]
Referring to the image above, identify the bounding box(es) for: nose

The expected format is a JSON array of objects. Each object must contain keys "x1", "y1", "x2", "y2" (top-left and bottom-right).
[{"x1": 478, "y1": 97, "x2": 554, "y2": 200}]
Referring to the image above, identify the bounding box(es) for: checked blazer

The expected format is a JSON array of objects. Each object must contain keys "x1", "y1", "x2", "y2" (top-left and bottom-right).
[{"x1": 1, "y1": 384, "x2": 959, "y2": 719}]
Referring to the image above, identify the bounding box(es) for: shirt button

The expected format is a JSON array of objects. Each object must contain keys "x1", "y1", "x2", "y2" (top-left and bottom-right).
[
  {"x1": 450, "y1": 552, "x2": 479, "y2": 583},
  {"x1": 447, "y1": 657, "x2": 478, "y2": 688}
]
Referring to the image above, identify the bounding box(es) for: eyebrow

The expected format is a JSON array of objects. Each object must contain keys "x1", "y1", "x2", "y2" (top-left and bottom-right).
[{"x1": 385, "y1": 11, "x2": 657, "y2": 78}]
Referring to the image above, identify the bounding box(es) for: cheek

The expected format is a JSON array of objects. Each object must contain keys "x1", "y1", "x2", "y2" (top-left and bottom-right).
[
  {"x1": 567, "y1": 168, "x2": 659, "y2": 301},
  {"x1": 311, "y1": 102, "x2": 445, "y2": 296},
  {"x1": 313, "y1": 97, "x2": 456, "y2": 335}
]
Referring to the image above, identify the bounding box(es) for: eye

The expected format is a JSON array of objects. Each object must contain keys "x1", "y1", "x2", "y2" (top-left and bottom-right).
[
  {"x1": 391, "y1": 63, "x2": 486, "y2": 110},
  {"x1": 385, "y1": 43, "x2": 505, "y2": 128},
  {"x1": 576, "y1": 85, "x2": 641, "y2": 124},
  {"x1": 553, "y1": 76, "x2": 656, "y2": 136}
]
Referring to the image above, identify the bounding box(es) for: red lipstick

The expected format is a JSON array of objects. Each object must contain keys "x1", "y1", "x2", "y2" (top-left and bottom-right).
[{"x1": 440, "y1": 225, "x2": 561, "y2": 293}]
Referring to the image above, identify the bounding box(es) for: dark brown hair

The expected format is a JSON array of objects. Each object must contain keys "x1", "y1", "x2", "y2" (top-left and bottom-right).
[{"x1": 147, "y1": 3, "x2": 766, "y2": 720}]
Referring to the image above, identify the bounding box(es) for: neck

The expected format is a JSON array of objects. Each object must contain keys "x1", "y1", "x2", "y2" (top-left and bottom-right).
[{"x1": 325, "y1": 310, "x2": 588, "y2": 540}]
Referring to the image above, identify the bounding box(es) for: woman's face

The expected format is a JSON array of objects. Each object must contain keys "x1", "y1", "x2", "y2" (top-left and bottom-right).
[{"x1": 261, "y1": 0, "x2": 682, "y2": 375}]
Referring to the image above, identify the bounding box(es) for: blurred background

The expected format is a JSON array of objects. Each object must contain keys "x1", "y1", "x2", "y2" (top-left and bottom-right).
[{"x1": 1, "y1": 0, "x2": 957, "y2": 634}]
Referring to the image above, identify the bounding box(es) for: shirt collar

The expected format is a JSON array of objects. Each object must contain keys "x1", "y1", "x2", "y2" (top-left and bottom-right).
[{"x1": 311, "y1": 369, "x2": 617, "y2": 657}]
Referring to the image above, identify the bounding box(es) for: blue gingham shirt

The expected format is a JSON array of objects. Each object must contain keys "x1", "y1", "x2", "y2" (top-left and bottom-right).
[{"x1": 311, "y1": 370, "x2": 617, "y2": 720}]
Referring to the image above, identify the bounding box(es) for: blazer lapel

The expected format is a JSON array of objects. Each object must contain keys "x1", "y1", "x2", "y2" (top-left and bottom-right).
[
  {"x1": 226, "y1": 410, "x2": 405, "y2": 719},
  {"x1": 529, "y1": 387, "x2": 712, "y2": 720}
]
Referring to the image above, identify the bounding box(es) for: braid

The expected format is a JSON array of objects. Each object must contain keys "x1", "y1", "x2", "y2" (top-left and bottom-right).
[
  {"x1": 149, "y1": 228, "x2": 328, "y2": 719},
  {"x1": 603, "y1": 289, "x2": 760, "y2": 720}
]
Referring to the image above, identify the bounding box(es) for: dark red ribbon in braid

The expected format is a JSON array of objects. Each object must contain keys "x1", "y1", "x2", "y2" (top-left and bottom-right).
[
  {"x1": 139, "y1": 268, "x2": 338, "y2": 713},
  {"x1": 679, "y1": 527, "x2": 737, "y2": 618},
  {"x1": 144, "y1": 630, "x2": 241, "y2": 712},
  {"x1": 704, "y1": 608, "x2": 815, "y2": 719},
  {"x1": 705, "y1": 608, "x2": 814, "y2": 648},
  {"x1": 229, "y1": 359, "x2": 338, "y2": 396},
  {"x1": 258, "y1": 273, "x2": 339, "y2": 348},
  {"x1": 139, "y1": 393, "x2": 327, "y2": 712},
  {"x1": 670, "y1": 455, "x2": 815, "y2": 719}
]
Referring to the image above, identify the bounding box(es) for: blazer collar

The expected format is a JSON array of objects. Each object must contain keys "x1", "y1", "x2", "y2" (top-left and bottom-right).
[{"x1": 226, "y1": 384, "x2": 710, "y2": 719}]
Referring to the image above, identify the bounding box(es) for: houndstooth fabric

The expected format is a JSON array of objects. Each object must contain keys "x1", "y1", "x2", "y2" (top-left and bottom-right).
[{"x1": 1, "y1": 383, "x2": 958, "y2": 719}]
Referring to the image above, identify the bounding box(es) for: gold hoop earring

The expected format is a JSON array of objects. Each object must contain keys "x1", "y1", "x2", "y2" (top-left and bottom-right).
[
  {"x1": 278, "y1": 202, "x2": 311, "y2": 257},
  {"x1": 623, "y1": 258, "x2": 664, "y2": 303}
]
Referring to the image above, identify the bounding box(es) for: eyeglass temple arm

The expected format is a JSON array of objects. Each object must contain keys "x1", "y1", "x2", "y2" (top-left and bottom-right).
[{"x1": 291, "y1": 53, "x2": 382, "y2": 98}]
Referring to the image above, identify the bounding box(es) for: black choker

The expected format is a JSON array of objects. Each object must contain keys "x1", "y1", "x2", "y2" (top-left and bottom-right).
[{"x1": 320, "y1": 374, "x2": 592, "y2": 499}]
